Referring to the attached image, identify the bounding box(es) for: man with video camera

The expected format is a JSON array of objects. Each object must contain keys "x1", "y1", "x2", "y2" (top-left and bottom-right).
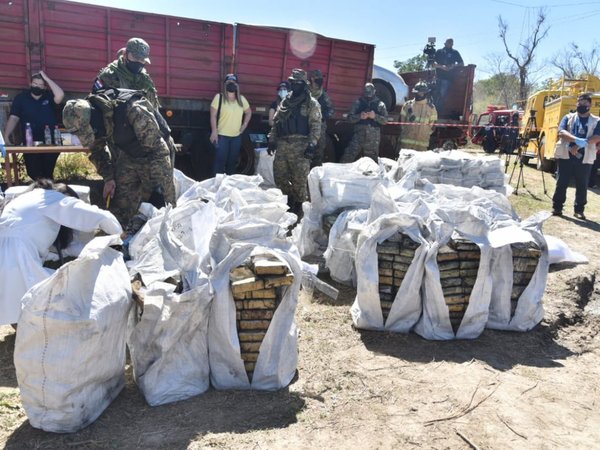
[{"x1": 432, "y1": 38, "x2": 463, "y2": 115}]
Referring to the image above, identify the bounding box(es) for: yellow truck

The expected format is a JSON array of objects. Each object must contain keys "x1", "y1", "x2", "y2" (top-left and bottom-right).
[{"x1": 520, "y1": 75, "x2": 600, "y2": 172}]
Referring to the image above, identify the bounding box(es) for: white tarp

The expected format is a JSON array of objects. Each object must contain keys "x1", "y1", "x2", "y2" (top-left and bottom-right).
[
  {"x1": 486, "y1": 212, "x2": 550, "y2": 331},
  {"x1": 128, "y1": 279, "x2": 212, "y2": 406},
  {"x1": 208, "y1": 221, "x2": 302, "y2": 390},
  {"x1": 351, "y1": 213, "x2": 429, "y2": 332},
  {"x1": 14, "y1": 236, "x2": 131, "y2": 433}
]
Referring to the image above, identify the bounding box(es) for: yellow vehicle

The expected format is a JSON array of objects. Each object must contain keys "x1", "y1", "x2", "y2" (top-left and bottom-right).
[{"x1": 520, "y1": 75, "x2": 600, "y2": 172}]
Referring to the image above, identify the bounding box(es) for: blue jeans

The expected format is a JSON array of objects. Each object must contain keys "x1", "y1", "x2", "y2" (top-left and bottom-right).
[
  {"x1": 213, "y1": 134, "x2": 242, "y2": 176},
  {"x1": 552, "y1": 156, "x2": 592, "y2": 213}
]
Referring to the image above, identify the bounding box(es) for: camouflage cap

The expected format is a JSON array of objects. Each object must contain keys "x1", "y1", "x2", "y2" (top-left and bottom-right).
[
  {"x1": 288, "y1": 68, "x2": 308, "y2": 84},
  {"x1": 310, "y1": 69, "x2": 324, "y2": 80},
  {"x1": 62, "y1": 99, "x2": 95, "y2": 147},
  {"x1": 278, "y1": 81, "x2": 291, "y2": 90},
  {"x1": 363, "y1": 83, "x2": 376, "y2": 97},
  {"x1": 126, "y1": 37, "x2": 151, "y2": 64}
]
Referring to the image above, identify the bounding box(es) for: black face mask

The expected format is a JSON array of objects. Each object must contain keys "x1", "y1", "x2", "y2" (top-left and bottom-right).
[
  {"x1": 291, "y1": 83, "x2": 305, "y2": 96},
  {"x1": 126, "y1": 60, "x2": 145, "y2": 74},
  {"x1": 577, "y1": 105, "x2": 590, "y2": 114},
  {"x1": 415, "y1": 94, "x2": 427, "y2": 101},
  {"x1": 225, "y1": 83, "x2": 237, "y2": 93},
  {"x1": 312, "y1": 78, "x2": 323, "y2": 88},
  {"x1": 30, "y1": 86, "x2": 45, "y2": 96}
]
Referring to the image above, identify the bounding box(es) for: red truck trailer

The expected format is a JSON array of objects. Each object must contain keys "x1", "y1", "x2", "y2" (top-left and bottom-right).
[
  {"x1": 1, "y1": 0, "x2": 387, "y2": 180},
  {"x1": 396, "y1": 65, "x2": 476, "y2": 149}
]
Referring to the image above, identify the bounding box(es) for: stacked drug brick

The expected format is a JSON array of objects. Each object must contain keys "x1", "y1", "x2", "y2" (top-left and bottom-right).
[
  {"x1": 510, "y1": 242, "x2": 542, "y2": 316},
  {"x1": 230, "y1": 255, "x2": 294, "y2": 380},
  {"x1": 437, "y1": 237, "x2": 481, "y2": 332},
  {"x1": 376, "y1": 233, "x2": 420, "y2": 321},
  {"x1": 322, "y1": 211, "x2": 343, "y2": 236}
]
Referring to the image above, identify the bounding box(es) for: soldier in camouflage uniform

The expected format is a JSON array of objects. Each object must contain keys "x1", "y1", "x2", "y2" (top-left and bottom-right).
[
  {"x1": 93, "y1": 37, "x2": 160, "y2": 110},
  {"x1": 340, "y1": 83, "x2": 388, "y2": 163},
  {"x1": 62, "y1": 89, "x2": 175, "y2": 226},
  {"x1": 268, "y1": 69, "x2": 321, "y2": 217},
  {"x1": 308, "y1": 69, "x2": 335, "y2": 167},
  {"x1": 400, "y1": 81, "x2": 437, "y2": 151}
]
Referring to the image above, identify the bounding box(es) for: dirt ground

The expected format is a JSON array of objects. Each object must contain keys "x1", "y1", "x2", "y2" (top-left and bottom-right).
[{"x1": 1, "y1": 158, "x2": 599, "y2": 449}]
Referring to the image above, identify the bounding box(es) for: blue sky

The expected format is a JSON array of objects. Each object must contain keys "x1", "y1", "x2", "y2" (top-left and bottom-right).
[{"x1": 73, "y1": 0, "x2": 600, "y2": 80}]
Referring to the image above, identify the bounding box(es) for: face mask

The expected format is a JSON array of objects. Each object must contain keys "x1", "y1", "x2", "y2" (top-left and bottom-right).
[
  {"x1": 31, "y1": 86, "x2": 45, "y2": 96},
  {"x1": 225, "y1": 83, "x2": 237, "y2": 93},
  {"x1": 312, "y1": 78, "x2": 323, "y2": 88},
  {"x1": 126, "y1": 60, "x2": 145, "y2": 74},
  {"x1": 415, "y1": 94, "x2": 426, "y2": 101},
  {"x1": 291, "y1": 83, "x2": 305, "y2": 96},
  {"x1": 577, "y1": 105, "x2": 590, "y2": 114},
  {"x1": 278, "y1": 89, "x2": 288, "y2": 99}
]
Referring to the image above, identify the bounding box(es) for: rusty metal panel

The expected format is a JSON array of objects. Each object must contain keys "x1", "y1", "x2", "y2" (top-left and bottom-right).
[{"x1": 0, "y1": 0, "x2": 28, "y2": 90}]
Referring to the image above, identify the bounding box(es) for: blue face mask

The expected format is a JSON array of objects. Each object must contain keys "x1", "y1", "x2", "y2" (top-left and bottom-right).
[{"x1": 278, "y1": 89, "x2": 288, "y2": 99}]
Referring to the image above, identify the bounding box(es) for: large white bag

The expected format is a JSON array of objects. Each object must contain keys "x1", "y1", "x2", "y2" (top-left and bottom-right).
[
  {"x1": 15, "y1": 236, "x2": 132, "y2": 433},
  {"x1": 128, "y1": 279, "x2": 212, "y2": 406},
  {"x1": 208, "y1": 221, "x2": 302, "y2": 390},
  {"x1": 351, "y1": 213, "x2": 429, "y2": 332}
]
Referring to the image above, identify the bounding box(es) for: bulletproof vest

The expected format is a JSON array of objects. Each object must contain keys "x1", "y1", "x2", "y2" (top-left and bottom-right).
[
  {"x1": 276, "y1": 105, "x2": 310, "y2": 137},
  {"x1": 357, "y1": 97, "x2": 381, "y2": 127},
  {"x1": 88, "y1": 88, "x2": 170, "y2": 158}
]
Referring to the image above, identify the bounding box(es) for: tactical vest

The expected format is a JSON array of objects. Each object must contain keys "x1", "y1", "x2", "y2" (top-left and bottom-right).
[
  {"x1": 357, "y1": 98, "x2": 382, "y2": 128},
  {"x1": 88, "y1": 88, "x2": 171, "y2": 158},
  {"x1": 276, "y1": 105, "x2": 310, "y2": 137}
]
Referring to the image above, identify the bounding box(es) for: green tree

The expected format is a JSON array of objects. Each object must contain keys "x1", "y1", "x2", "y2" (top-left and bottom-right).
[{"x1": 394, "y1": 54, "x2": 427, "y2": 74}]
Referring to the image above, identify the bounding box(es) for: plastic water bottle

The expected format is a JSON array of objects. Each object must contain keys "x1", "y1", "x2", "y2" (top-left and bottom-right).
[
  {"x1": 44, "y1": 125, "x2": 52, "y2": 145},
  {"x1": 25, "y1": 123, "x2": 33, "y2": 146},
  {"x1": 53, "y1": 125, "x2": 62, "y2": 146}
]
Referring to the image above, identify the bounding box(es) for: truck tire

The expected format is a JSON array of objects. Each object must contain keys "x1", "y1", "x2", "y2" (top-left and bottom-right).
[
  {"x1": 373, "y1": 80, "x2": 394, "y2": 112},
  {"x1": 442, "y1": 139, "x2": 457, "y2": 150},
  {"x1": 236, "y1": 138, "x2": 256, "y2": 175},
  {"x1": 536, "y1": 136, "x2": 555, "y2": 172}
]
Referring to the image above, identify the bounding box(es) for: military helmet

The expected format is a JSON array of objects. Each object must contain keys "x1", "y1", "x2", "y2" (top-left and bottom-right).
[
  {"x1": 126, "y1": 37, "x2": 151, "y2": 64},
  {"x1": 288, "y1": 68, "x2": 308, "y2": 84},
  {"x1": 363, "y1": 83, "x2": 376, "y2": 97},
  {"x1": 62, "y1": 99, "x2": 95, "y2": 147},
  {"x1": 412, "y1": 81, "x2": 431, "y2": 94}
]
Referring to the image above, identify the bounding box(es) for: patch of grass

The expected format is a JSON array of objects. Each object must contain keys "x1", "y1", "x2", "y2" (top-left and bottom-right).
[{"x1": 54, "y1": 153, "x2": 97, "y2": 181}]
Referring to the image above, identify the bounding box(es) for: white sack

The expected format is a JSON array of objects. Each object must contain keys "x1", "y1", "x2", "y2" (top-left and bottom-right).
[
  {"x1": 15, "y1": 236, "x2": 132, "y2": 433},
  {"x1": 546, "y1": 235, "x2": 588, "y2": 265},
  {"x1": 128, "y1": 279, "x2": 212, "y2": 406},
  {"x1": 487, "y1": 213, "x2": 550, "y2": 331},
  {"x1": 351, "y1": 213, "x2": 429, "y2": 332},
  {"x1": 255, "y1": 148, "x2": 276, "y2": 188},
  {"x1": 208, "y1": 232, "x2": 302, "y2": 390}
]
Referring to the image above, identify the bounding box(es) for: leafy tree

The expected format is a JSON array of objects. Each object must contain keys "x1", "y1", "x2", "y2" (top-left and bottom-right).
[{"x1": 393, "y1": 54, "x2": 427, "y2": 74}]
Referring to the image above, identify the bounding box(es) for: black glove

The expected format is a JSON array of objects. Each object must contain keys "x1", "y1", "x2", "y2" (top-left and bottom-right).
[
  {"x1": 304, "y1": 143, "x2": 317, "y2": 160},
  {"x1": 267, "y1": 141, "x2": 277, "y2": 156}
]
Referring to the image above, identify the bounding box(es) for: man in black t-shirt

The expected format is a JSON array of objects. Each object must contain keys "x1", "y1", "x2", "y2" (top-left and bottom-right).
[
  {"x1": 3, "y1": 71, "x2": 64, "y2": 180},
  {"x1": 433, "y1": 38, "x2": 464, "y2": 115}
]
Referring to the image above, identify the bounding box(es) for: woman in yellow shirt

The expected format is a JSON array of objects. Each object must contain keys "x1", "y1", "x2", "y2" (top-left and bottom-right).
[{"x1": 209, "y1": 74, "x2": 252, "y2": 176}]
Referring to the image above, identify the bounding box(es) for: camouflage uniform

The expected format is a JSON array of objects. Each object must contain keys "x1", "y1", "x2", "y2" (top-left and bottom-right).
[
  {"x1": 341, "y1": 83, "x2": 387, "y2": 163},
  {"x1": 63, "y1": 91, "x2": 175, "y2": 226},
  {"x1": 309, "y1": 70, "x2": 335, "y2": 167},
  {"x1": 93, "y1": 38, "x2": 160, "y2": 110},
  {"x1": 268, "y1": 69, "x2": 321, "y2": 208},
  {"x1": 400, "y1": 98, "x2": 437, "y2": 151}
]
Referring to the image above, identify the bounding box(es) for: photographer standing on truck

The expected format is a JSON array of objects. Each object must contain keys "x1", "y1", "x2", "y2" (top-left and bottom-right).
[
  {"x1": 551, "y1": 93, "x2": 600, "y2": 220},
  {"x1": 340, "y1": 82, "x2": 387, "y2": 163},
  {"x1": 400, "y1": 81, "x2": 437, "y2": 151},
  {"x1": 3, "y1": 71, "x2": 64, "y2": 180},
  {"x1": 62, "y1": 89, "x2": 176, "y2": 227},
  {"x1": 433, "y1": 38, "x2": 463, "y2": 115},
  {"x1": 268, "y1": 69, "x2": 321, "y2": 217}
]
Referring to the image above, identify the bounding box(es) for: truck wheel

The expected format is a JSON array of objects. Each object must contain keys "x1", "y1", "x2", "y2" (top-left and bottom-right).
[
  {"x1": 373, "y1": 80, "x2": 394, "y2": 112},
  {"x1": 236, "y1": 139, "x2": 256, "y2": 175},
  {"x1": 442, "y1": 139, "x2": 457, "y2": 150}
]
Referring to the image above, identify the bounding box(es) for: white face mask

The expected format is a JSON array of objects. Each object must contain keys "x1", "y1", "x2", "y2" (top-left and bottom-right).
[{"x1": 278, "y1": 89, "x2": 288, "y2": 99}]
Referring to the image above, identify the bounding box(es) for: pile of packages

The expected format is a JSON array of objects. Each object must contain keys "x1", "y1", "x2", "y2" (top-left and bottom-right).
[{"x1": 13, "y1": 171, "x2": 304, "y2": 433}]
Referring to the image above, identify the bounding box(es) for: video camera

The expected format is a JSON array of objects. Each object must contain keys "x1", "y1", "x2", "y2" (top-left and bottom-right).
[{"x1": 423, "y1": 37, "x2": 436, "y2": 68}]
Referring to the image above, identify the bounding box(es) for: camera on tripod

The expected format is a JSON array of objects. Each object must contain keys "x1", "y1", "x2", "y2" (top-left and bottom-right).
[{"x1": 423, "y1": 37, "x2": 436, "y2": 68}]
